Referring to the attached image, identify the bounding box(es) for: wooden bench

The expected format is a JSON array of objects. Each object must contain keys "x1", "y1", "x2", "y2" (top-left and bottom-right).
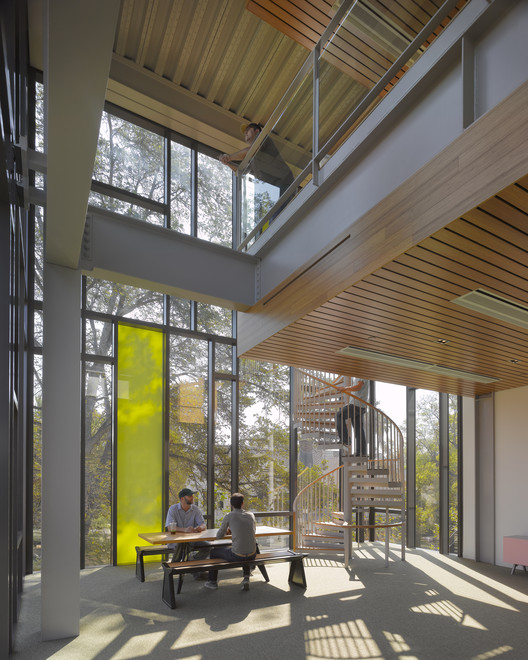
[
  {"x1": 136, "y1": 539, "x2": 233, "y2": 582},
  {"x1": 161, "y1": 549, "x2": 308, "y2": 608},
  {"x1": 136, "y1": 545, "x2": 172, "y2": 582}
]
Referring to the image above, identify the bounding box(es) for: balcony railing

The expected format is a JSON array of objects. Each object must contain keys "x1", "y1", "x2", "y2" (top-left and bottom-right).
[{"x1": 236, "y1": 0, "x2": 468, "y2": 251}]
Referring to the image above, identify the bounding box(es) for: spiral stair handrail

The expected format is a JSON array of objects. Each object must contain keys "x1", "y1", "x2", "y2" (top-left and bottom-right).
[{"x1": 292, "y1": 370, "x2": 405, "y2": 563}]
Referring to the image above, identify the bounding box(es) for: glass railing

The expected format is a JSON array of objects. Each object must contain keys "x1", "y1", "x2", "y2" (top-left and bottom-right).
[{"x1": 237, "y1": 0, "x2": 467, "y2": 250}]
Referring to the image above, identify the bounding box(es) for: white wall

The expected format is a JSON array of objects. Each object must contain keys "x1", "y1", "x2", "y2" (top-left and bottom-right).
[{"x1": 494, "y1": 385, "x2": 528, "y2": 567}]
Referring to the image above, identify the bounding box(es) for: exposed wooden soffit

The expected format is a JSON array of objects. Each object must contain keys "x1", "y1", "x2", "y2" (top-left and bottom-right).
[{"x1": 246, "y1": 0, "x2": 470, "y2": 92}]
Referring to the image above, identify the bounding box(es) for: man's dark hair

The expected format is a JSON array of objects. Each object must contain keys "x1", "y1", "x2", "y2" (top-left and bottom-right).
[
  {"x1": 246, "y1": 122, "x2": 261, "y2": 132},
  {"x1": 230, "y1": 493, "x2": 244, "y2": 509}
]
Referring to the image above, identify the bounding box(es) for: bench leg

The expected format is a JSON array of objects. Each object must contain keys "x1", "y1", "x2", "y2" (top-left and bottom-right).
[
  {"x1": 258, "y1": 565, "x2": 270, "y2": 582},
  {"x1": 288, "y1": 558, "x2": 307, "y2": 589},
  {"x1": 177, "y1": 574, "x2": 185, "y2": 594},
  {"x1": 162, "y1": 569, "x2": 176, "y2": 609},
  {"x1": 136, "y1": 551, "x2": 145, "y2": 582}
]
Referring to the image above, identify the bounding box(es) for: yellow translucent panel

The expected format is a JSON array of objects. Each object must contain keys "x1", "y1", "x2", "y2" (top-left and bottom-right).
[{"x1": 116, "y1": 325, "x2": 164, "y2": 565}]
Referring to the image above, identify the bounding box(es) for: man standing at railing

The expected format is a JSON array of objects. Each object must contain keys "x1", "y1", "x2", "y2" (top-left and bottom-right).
[
  {"x1": 219, "y1": 122, "x2": 294, "y2": 215},
  {"x1": 335, "y1": 379, "x2": 369, "y2": 456}
]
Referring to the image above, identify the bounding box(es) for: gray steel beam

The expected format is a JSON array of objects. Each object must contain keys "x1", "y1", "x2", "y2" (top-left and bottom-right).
[
  {"x1": 45, "y1": 0, "x2": 120, "y2": 269},
  {"x1": 81, "y1": 211, "x2": 258, "y2": 311}
]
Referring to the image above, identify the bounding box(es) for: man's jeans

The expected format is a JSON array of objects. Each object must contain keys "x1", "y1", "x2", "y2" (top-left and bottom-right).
[{"x1": 207, "y1": 546, "x2": 257, "y2": 582}]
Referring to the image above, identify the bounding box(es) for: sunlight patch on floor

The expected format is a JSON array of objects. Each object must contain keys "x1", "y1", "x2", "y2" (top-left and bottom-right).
[
  {"x1": 172, "y1": 602, "x2": 291, "y2": 649},
  {"x1": 471, "y1": 646, "x2": 514, "y2": 659},
  {"x1": 383, "y1": 630, "x2": 411, "y2": 653},
  {"x1": 433, "y1": 553, "x2": 528, "y2": 604},
  {"x1": 110, "y1": 630, "x2": 168, "y2": 659},
  {"x1": 406, "y1": 554, "x2": 519, "y2": 611},
  {"x1": 410, "y1": 599, "x2": 486, "y2": 630},
  {"x1": 46, "y1": 610, "x2": 127, "y2": 660},
  {"x1": 305, "y1": 619, "x2": 382, "y2": 659}
]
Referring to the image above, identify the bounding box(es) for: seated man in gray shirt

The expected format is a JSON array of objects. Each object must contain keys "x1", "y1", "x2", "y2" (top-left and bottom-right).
[
  {"x1": 204, "y1": 492, "x2": 257, "y2": 592},
  {"x1": 165, "y1": 487, "x2": 208, "y2": 565}
]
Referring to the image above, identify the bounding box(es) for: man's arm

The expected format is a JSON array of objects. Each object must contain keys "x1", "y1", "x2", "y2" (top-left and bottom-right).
[
  {"x1": 165, "y1": 506, "x2": 198, "y2": 533},
  {"x1": 340, "y1": 380, "x2": 365, "y2": 395},
  {"x1": 216, "y1": 514, "x2": 230, "y2": 539},
  {"x1": 219, "y1": 146, "x2": 250, "y2": 172},
  {"x1": 192, "y1": 507, "x2": 206, "y2": 532}
]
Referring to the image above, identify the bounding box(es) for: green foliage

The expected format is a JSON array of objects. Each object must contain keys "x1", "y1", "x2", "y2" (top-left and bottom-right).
[{"x1": 415, "y1": 392, "x2": 459, "y2": 551}]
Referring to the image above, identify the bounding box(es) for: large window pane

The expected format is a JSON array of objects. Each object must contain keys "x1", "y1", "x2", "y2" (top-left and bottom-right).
[
  {"x1": 416, "y1": 389, "x2": 440, "y2": 551},
  {"x1": 449, "y1": 394, "x2": 459, "y2": 554},
  {"x1": 169, "y1": 296, "x2": 191, "y2": 329},
  {"x1": 168, "y1": 336, "x2": 209, "y2": 520},
  {"x1": 33, "y1": 354, "x2": 42, "y2": 570},
  {"x1": 171, "y1": 140, "x2": 191, "y2": 233},
  {"x1": 85, "y1": 319, "x2": 113, "y2": 357},
  {"x1": 84, "y1": 362, "x2": 113, "y2": 566},
  {"x1": 239, "y1": 360, "x2": 290, "y2": 519},
  {"x1": 85, "y1": 278, "x2": 163, "y2": 324},
  {"x1": 88, "y1": 191, "x2": 164, "y2": 226},
  {"x1": 214, "y1": 380, "x2": 232, "y2": 525},
  {"x1": 197, "y1": 303, "x2": 232, "y2": 337},
  {"x1": 34, "y1": 206, "x2": 44, "y2": 302},
  {"x1": 215, "y1": 343, "x2": 233, "y2": 374},
  {"x1": 93, "y1": 111, "x2": 165, "y2": 205},
  {"x1": 34, "y1": 309, "x2": 43, "y2": 348},
  {"x1": 35, "y1": 81, "x2": 44, "y2": 152},
  {"x1": 197, "y1": 152, "x2": 232, "y2": 246}
]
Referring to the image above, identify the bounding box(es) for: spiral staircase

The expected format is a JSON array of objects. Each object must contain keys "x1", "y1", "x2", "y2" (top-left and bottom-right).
[{"x1": 292, "y1": 370, "x2": 405, "y2": 567}]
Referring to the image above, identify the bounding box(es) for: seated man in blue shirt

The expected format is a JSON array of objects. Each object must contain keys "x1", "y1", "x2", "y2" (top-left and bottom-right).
[
  {"x1": 204, "y1": 492, "x2": 257, "y2": 592},
  {"x1": 165, "y1": 488, "x2": 208, "y2": 566}
]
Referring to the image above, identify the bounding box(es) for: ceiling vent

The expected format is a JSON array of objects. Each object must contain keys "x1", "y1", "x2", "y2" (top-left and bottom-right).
[
  {"x1": 336, "y1": 346, "x2": 498, "y2": 384},
  {"x1": 452, "y1": 289, "x2": 528, "y2": 329}
]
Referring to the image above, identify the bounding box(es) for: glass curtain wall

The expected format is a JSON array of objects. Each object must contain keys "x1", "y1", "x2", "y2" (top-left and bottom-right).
[
  {"x1": 89, "y1": 104, "x2": 234, "y2": 248},
  {"x1": 448, "y1": 394, "x2": 461, "y2": 555},
  {"x1": 29, "y1": 88, "x2": 292, "y2": 568},
  {"x1": 415, "y1": 389, "x2": 440, "y2": 550},
  {"x1": 413, "y1": 389, "x2": 461, "y2": 553},
  {"x1": 238, "y1": 360, "x2": 290, "y2": 548}
]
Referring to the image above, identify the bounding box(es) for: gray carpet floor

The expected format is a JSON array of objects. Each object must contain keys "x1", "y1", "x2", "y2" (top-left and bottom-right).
[{"x1": 11, "y1": 544, "x2": 528, "y2": 659}]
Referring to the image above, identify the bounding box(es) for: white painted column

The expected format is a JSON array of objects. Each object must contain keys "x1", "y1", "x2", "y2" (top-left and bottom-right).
[
  {"x1": 475, "y1": 393, "x2": 496, "y2": 565},
  {"x1": 462, "y1": 396, "x2": 476, "y2": 561},
  {"x1": 41, "y1": 263, "x2": 81, "y2": 639}
]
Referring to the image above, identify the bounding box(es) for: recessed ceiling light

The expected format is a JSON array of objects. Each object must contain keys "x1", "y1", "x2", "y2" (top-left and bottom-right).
[
  {"x1": 510, "y1": 359, "x2": 521, "y2": 364},
  {"x1": 452, "y1": 289, "x2": 528, "y2": 329},
  {"x1": 437, "y1": 339, "x2": 449, "y2": 344},
  {"x1": 336, "y1": 345, "x2": 498, "y2": 384}
]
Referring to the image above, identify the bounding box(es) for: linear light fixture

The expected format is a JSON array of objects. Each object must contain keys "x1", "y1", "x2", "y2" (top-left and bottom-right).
[
  {"x1": 336, "y1": 346, "x2": 498, "y2": 384},
  {"x1": 452, "y1": 289, "x2": 528, "y2": 329}
]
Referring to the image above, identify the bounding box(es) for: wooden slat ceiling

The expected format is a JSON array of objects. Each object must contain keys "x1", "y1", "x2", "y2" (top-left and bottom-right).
[
  {"x1": 242, "y1": 175, "x2": 528, "y2": 397},
  {"x1": 247, "y1": 1, "x2": 470, "y2": 89}
]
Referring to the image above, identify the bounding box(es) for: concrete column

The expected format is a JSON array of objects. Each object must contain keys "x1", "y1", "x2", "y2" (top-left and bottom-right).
[{"x1": 41, "y1": 263, "x2": 81, "y2": 640}]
